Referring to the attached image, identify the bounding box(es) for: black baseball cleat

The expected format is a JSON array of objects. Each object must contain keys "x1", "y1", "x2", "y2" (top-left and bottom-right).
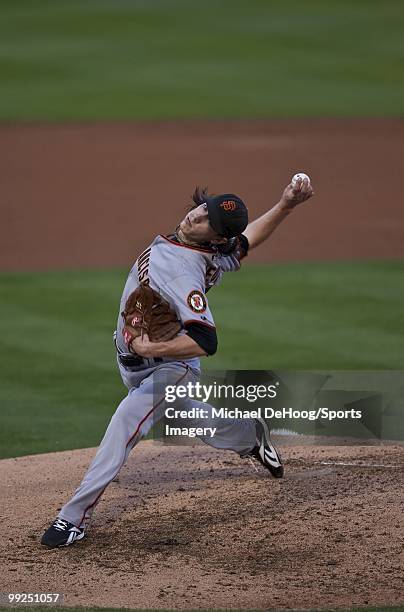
[
  {"x1": 41, "y1": 518, "x2": 85, "y2": 548},
  {"x1": 246, "y1": 418, "x2": 284, "y2": 478}
]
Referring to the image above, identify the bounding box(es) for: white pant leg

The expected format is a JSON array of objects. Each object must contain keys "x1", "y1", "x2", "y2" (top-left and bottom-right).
[
  {"x1": 59, "y1": 363, "x2": 257, "y2": 527},
  {"x1": 175, "y1": 398, "x2": 256, "y2": 454}
]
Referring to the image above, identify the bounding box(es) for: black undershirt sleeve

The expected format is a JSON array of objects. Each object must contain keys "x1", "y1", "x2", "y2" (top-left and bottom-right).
[
  {"x1": 184, "y1": 322, "x2": 218, "y2": 356},
  {"x1": 239, "y1": 233, "x2": 249, "y2": 258}
]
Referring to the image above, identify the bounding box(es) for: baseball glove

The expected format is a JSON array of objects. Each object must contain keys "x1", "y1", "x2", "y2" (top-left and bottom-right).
[{"x1": 121, "y1": 284, "x2": 181, "y2": 351}]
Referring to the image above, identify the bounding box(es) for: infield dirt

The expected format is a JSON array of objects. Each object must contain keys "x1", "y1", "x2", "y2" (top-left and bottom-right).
[
  {"x1": 1, "y1": 118, "x2": 404, "y2": 270},
  {"x1": 1, "y1": 439, "x2": 403, "y2": 609}
]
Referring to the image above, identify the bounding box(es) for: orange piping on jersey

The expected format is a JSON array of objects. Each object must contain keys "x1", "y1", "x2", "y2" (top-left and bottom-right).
[{"x1": 160, "y1": 234, "x2": 216, "y2": 254}]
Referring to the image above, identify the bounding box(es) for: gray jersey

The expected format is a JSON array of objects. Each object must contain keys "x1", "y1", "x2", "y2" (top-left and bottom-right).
[{"x1": 116, "y1": 234, "x2": 242, "y2": 369}]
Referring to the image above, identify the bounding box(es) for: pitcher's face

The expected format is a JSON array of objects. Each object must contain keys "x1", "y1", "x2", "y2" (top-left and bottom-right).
[{"x1": 179, "y1": 204, "x2": 226, "y2": 244}]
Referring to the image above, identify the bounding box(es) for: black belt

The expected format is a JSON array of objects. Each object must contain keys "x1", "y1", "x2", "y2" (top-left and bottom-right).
[
  {"x1": 118, "y1": 353, "x2": 163, "y2": 368},
  {"x1": 113, "y1": 331, "x2": 163, "y2": 368}
]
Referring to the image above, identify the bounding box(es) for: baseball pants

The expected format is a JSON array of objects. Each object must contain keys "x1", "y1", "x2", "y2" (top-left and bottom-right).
[{"x1": 59, "y1": 361, "x2": 256, "y2": 528}]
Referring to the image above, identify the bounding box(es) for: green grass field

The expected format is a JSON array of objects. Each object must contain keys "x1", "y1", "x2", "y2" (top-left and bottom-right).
[
  {"x1": 0, "y1": 0, "x2": 403, "y2": 121},
  {"x1": 0, "y1": 261, "x2": 403, "y2": 459}
]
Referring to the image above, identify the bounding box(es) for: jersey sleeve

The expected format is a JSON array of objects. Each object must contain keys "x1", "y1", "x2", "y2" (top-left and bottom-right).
[
  {"x1": 215, "y1": 253, "x2": 241, "y2": 273},
  {"x1": 159, "y1": 274, "x2": 216, "y2": 329}
]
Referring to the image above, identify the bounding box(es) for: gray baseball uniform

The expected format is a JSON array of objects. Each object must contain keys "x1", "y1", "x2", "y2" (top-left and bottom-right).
[{"x1": 59, "y1": 233, "x2": 256, "y2": 529}]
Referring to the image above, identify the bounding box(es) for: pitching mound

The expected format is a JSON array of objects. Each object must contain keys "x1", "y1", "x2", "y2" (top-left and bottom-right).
[{"x1": 1, "y1": 440, "x2": 404, "y2": 609}]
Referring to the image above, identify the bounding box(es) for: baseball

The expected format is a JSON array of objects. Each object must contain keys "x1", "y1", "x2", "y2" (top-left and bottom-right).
[{"x1": 291, "y1": 172, "x2": 311, "y2": 187}]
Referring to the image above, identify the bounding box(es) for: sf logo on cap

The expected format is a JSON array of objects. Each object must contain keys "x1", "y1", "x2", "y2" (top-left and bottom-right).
[{"x1": 220, "y1": 200, "x2": 236, "y2": 212}]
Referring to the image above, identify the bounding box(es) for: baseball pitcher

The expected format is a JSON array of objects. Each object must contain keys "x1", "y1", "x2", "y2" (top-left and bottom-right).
[{"x1": 41, "y1": 177, "x2": 314, "y2": 548}]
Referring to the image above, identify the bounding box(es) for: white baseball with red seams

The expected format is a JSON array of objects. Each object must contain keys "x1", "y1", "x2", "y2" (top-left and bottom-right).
[{"x1": 291, "y1": 172, "x2": 311, "y2": 187}]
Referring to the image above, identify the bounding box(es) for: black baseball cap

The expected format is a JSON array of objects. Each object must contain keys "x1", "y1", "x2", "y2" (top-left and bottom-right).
[{"x1": 205, "y1": 193, "x2": 248, "y2": 239}]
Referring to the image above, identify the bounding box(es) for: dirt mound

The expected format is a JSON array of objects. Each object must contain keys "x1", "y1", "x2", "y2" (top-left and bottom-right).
[
  {"x1": 2, "y1": 118, "x2": 404, "y2": 270},
  {"x1": 1, "y1": 440, "x2": 403, "y2": 609}
]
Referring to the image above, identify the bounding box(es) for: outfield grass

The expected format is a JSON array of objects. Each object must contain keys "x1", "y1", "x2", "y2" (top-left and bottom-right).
[
  {"x1": 0, "y1": 0, "x2": 403, "y2": 121},
  {"x1": 208, "y1": 261, "x2": 404, "y2": 370},
  {"x1": 0, "y1": 261, "x2": 403, "y2": 459}
]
